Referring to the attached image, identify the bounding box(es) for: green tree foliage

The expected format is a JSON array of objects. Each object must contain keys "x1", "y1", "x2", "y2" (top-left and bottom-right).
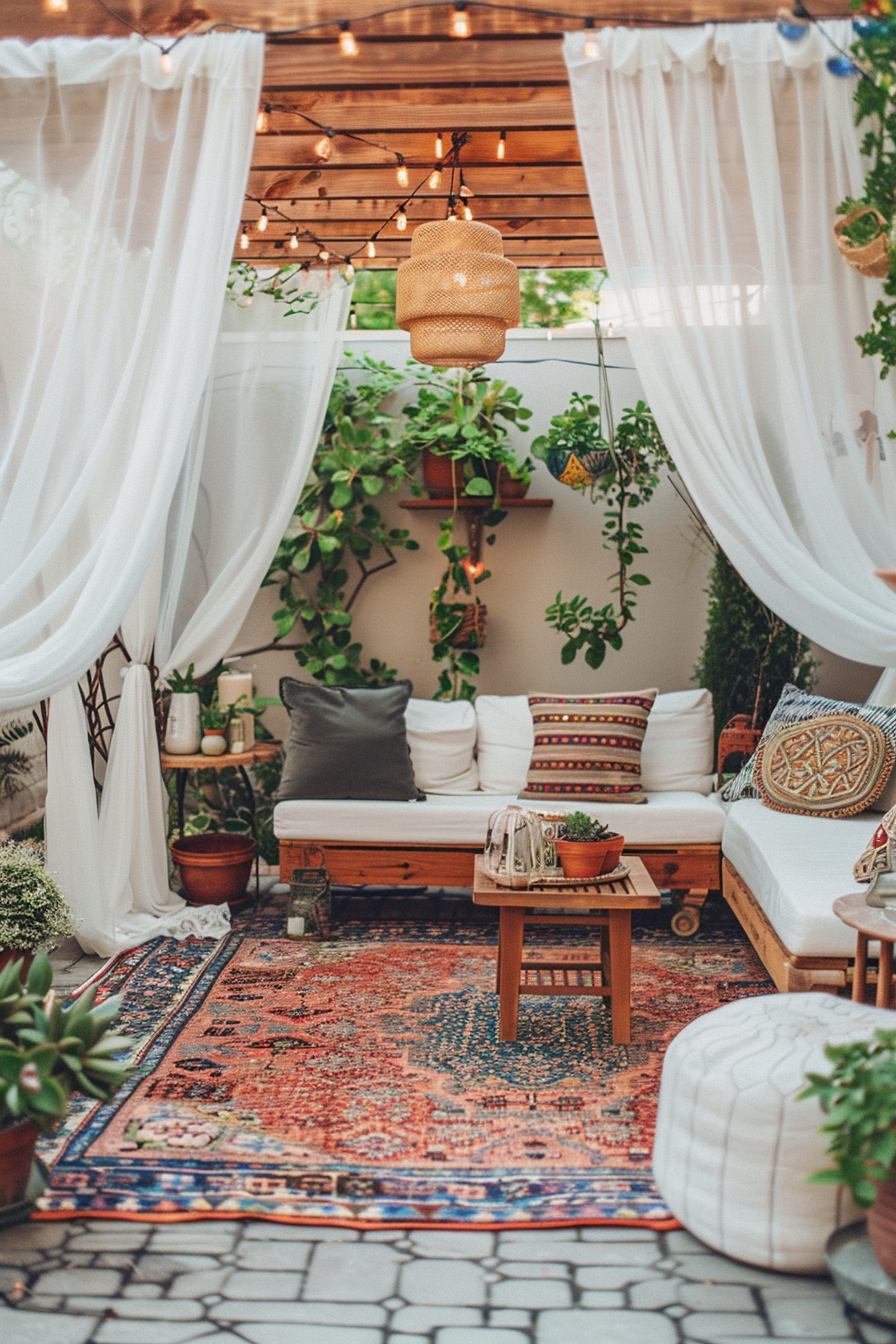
[
  {"x1": 347, "y1": 267, "x2": 607, "y2": 331},
  {"x1": 351, "y1": 271, "x2": 399, "y2": 329},
  {"x1": 0, "y1": 719, "x2": 33, "y2": 800},
  {"x1": 694, "y1": 548, "x2": 817, "y2": 742}
]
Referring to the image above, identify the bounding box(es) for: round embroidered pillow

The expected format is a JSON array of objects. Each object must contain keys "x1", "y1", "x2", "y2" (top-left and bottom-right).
[{"x1": 755, "y1": 713, "x2": 894, "y2": 818}]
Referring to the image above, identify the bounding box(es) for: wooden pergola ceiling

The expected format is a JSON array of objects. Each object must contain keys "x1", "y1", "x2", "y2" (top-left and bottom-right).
[{"x1": 4, "y1": 1, "x2": 852, "y2": 270}]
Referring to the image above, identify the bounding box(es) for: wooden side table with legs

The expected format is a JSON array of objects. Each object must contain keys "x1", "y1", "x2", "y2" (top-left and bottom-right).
[
  {"x1": 833, "y1": 891, "x2": 896, "y2": 1007},
  {"x1": 472, "y1": 854, "x2": 662, "y2": 1043}
]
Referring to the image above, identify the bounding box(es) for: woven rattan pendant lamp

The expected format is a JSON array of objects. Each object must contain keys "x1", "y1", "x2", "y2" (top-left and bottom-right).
[{"x1": 395, "y1": 216, "x2": 520, "y2": 369}]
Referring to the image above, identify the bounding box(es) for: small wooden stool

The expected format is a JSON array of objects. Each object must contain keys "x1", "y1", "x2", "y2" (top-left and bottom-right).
[{"x1": 833, "y1": 891, "x2": 896, "y2": 1007}]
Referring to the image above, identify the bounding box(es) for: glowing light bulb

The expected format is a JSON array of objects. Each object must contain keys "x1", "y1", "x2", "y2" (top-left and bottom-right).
[
  {"x1": 159, "y1": 49, "x2": 173, "y2": 75},
  {"x1": 366, "y1": 239, "x2": 377, "y2": 258},
  {"x1": 318, "y1": 247, "x2": 330, "y2": 263},
  {"x1": 338, "y1": 21, "x2": 359, "y2": 57},
  {"x1": 257, "y1": 207, "x2": 268, "y2": 233},
  {"x1": 429, "y1": 166, "x2": 442, "y2": 190},
  {"x1": 497, "y1": 130, "x2": 506, "y2": 160},
  {"x1": 239, "y1": 227, "x2": 249, "y2": 250},
  {"x1": 343, "y1": 262, "x2": 355, "y2": 280},
  {"x1": 435, "y1": 132, "x2": 443, "y2": 158},
  {"x1": 290, "y1": 232, "x2": 299, "y2": 250},
  {"x1": 315, "y1": 134, "x2": 334, "y2": 161},
  {"x1": 396, "y1": 158, "x2": 409, "y2": 189},
  {"x1": 462, "y1": 203, "x2": 473, "y2": 220},
  {"x1": 255, "y1": 105, "x2": 270, "y2": 134},
  {"x1": 583, "y1": 18, "x2": 601, "y2": 59},
  {"x1": 451, "y1": 3, "x2": 471, "y2": 38},
  {"x1": 396, "y1": 209, "x2": 407, "y2": 231},
  {"x1": 41, "y1": 0, "x2": 68, "y2": 13}
]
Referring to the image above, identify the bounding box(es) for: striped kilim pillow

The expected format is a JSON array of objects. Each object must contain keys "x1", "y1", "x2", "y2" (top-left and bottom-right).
[{"x1": 520, "y1": 690, "x2": 657, "y2": 803}]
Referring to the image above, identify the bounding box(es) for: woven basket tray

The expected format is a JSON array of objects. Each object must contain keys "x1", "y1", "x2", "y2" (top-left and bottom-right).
[{"x1": 834, "y1": 206, "x2": 890, "y2": 279}]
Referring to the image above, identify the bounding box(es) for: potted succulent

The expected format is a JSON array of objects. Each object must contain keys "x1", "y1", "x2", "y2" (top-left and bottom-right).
[
  {"x1": 555, "y1": 811, "x2": 624, "y2": 879},
  {"x1": 401, "y1": 366, "x2": 532, "y2": 501},
  {"x1": 800, "y1": 1028, "x2": 896, "y2": 1277},
  {"x1": 0, "y1": 841, "x2": 77, "y2": 974},
  {"x1": 200, "y1": 697, "x2": 230, "y2": 757},
  {"x1": 0, "y1": 953, "x2": 133, "y2": 1208}
]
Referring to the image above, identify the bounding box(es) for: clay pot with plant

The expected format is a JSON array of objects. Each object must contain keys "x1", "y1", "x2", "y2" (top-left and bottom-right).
[
  {"x1": 0, "y1": 953, "x2": 133, "y2": 1211},
  {"x1": 800, "y1": 1028, "x2": 896, "y2": 1277},
  {"x1": 0, "y1": 841, "x2": 77, "y2": 975},
  {"x1": 555, "y1": 811, "x2": 624, "y2": 879}
]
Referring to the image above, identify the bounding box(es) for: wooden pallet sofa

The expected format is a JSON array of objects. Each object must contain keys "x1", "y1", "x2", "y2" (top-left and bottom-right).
[{"x1": 277, "y1": 689, "x2": 724, "y2": 936}]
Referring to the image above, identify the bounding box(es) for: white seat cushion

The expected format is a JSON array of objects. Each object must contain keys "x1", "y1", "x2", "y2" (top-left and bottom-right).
[
  {"x1": 405, "y1": 698, "x2": 479, "y2": 794},
  {"x1": 475, "y1": 690, "x2": 716, "y2": 796},
  {"x1": 722, "y1": 799, "x2": 873, "y2": 957},
  {"x1": 274, "y1": 791, "x2": 726, "y2": 846}
]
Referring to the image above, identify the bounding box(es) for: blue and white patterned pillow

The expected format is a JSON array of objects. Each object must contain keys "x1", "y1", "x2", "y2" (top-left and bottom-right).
[{"x1": 721, "y1": 684, "x2": 896, "y2": 811}]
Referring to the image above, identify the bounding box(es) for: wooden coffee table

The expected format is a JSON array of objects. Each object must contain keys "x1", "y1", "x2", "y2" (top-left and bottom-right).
[
  {"x1": 833, "y1": 891, "x2": 896, "y2": 1007},
  {"x1": 472, "y1": 855, "x2": 662, "y2": 1044}
]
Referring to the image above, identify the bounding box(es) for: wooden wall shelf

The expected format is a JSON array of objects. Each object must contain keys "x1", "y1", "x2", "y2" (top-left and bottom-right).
[{"x1": 399, "y1": 496, "x2": 552, "y2": 563}]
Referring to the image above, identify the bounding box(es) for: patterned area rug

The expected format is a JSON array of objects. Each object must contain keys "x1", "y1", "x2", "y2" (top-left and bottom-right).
[{"x1": 36, "y1": 898, "x2": 772, "y2": 1227}]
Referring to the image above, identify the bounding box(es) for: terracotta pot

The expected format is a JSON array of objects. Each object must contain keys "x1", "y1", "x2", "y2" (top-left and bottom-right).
[
  {"x1": 556, "y1": 834, "x2": 624, "y2": 880},
  {"x1": 0, "y1": 951, "x2": 34, "y2": 981},
  {"x1": 170, "y1": 834, "x2": 256, "y2": 906},
  {"x1": 0, "y1": 1119, "x2": 39, "y2": 1207},
  {"x1": 494, "y1": 465, "x2": 530, "y2": 500},
  {"x1": 868, "y1": 1175, "x2": 896, "y2": 1278},
  {"x1": 422, "y1": 448, "x2": 469, "y2": 499}
]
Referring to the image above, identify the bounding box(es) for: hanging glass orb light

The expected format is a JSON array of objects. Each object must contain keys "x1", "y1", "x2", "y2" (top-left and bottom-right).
[{"x1": 395, "y1": 217, "x2": 520, "y2": 369}]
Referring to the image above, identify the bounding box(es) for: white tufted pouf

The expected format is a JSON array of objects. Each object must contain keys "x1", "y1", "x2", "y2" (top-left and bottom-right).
[{"x1": 653, "y1": 993, "x2": 896, "y2": 1273}]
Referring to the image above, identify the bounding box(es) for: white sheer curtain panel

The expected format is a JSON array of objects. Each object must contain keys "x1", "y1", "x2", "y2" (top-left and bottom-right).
[
  {"x1": 565, "y1": 23, "x2": 896, "y2": 670},
  {"x1": 53, "y1": 277, "x2": 353, "y2": 955},
  {"x1": 0, "y1": 34, "x2": 263, "y2": 708}
]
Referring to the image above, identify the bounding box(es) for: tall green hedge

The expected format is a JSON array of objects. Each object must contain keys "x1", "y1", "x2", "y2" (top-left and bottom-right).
[{"x1": 695, "y1": 548, "x2": 817, "y2": 744}]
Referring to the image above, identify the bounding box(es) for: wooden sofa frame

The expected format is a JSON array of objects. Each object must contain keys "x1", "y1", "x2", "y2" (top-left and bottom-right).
[
  {"x1": 722, "y1": 858, "x2": 849, "y2": 993},
  {"x1": 279, "y1": 840, "x2": 722, "y2": 937}
]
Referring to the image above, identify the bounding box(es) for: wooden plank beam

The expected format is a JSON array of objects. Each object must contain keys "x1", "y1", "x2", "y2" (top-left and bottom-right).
[
  {"x1": 251, "y1": 129, "x2": 583, "y2": 168},
  {"x1": 247, "y1": 216, "x2": 600, "y2": 238},
  {"x1": 259, "y1": 87, "x2": 577, "y2": 130},
  {"x1": 242, "y1": 235, "x2": 604, "y2": 255},
  {"x1": 249, "y1": 164, "x2": 590, "y2": 198},
  {"x1": 262, "y1": 39, "x2": 570, "y2": 89},
  {"x1": 241, "y1": 195, "x2": 595, "y2": 221}
]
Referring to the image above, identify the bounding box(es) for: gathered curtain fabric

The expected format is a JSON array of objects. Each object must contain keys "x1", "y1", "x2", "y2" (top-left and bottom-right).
[
  {"x1": 46, "y1": 277, "x2": 353, "y2": 955},
  {"x1": 565, "y1": 22, "x2": 896, "y2": 676}
]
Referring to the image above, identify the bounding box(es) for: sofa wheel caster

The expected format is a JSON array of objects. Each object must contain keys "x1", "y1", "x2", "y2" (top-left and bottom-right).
[{"x1": 671, "y1": 906, "x2": 701, "y2": 937}]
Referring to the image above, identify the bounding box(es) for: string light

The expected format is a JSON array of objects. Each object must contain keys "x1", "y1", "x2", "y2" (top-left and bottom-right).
[
  {"x1": 396, "y1": 154, "x2": 409, "y2": 189},
  {"x1": 255, "y1": 104, "x2": 271, "y2": 134},
  {"x1": 496, "y1": 130, "x2": 506, "y2": 160},
  {"x1": 450, "y1": 3, "x2": 471, "y2": 38},
  {"x1": 159, "y1": 48, "x2": 173, "y2": 75},
  {"x1": 342, "y1": 262, "x2": 356, "y2": 280},
  {"x1": 318, "y1": 247, "x2": 330, "y2": 262},
  {"x1": 429, "y1": 164, "x2": 443, "y2": 190},
  {"x1": 290, "y1": 231, "x2": 300, "y2": 249},
  {"x1": 462, "y1": 203, "x2": 473, "y2": 220},
  {"x1": 396, "y1": 209, "x2": 408, "y2": 231},
  {"x1": 366, "y1": 239, "x2": 377, "y2": 258},
  {"x1": 583, "y1": 17, "x2": 601, "y2": 59},
  {"x1": 435, "y1": 132, "x2": 443, "y2": 158},
  {"x1": 314, "y1": 131, "x2": 335, "y2": 160},
  {"x1": 338, "y1": 20, "x2": 360, "y2": 57},
  {"x1": 257, "y1": 206, "x2": 268, "y2": 233},
  {"x1": 41, "y1": 0, "x2": 68, "y2": 13},
  {"x1": 239, "y1": 225, "x2": 249, "y2": 250}
]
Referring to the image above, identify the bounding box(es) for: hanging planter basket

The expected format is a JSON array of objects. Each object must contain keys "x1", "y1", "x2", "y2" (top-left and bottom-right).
[
  {"x1": 546, "y1": 447, "x2": 615, "y2": 489},
  {"x1": 833, "y1": 206, "x2": 891, "y2": 279},
  {"x1": 430, "y1": 602, "x2": 487, "y2": 649}
]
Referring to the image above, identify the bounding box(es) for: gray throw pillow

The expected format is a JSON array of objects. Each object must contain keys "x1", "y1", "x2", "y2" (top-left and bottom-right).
[{"x1": 275, "y1": 678, "x2": 418, "y2": 802}]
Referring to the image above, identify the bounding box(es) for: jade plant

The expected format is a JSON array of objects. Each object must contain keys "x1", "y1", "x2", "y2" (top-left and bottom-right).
[
  {"x1": 800, "y1": 1028, "x2": 896, "y2": 1207},
  {"x1": 0, "y1": 842, "x2": 76, "y2": 954},
  {"x1": 0, "y1": 954, "x2": 133, "y2": 1134},
  {"x1": 558, "y1": 812, "x2": 616, "y2": 843}
]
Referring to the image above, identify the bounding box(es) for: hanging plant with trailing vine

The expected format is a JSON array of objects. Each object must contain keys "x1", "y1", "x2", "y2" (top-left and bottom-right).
[{"x1": 429, "y1": 517, "x2": 490, "y2": 702}]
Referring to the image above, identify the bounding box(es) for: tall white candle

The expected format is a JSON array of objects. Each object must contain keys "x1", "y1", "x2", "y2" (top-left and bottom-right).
[{"x1": 217, "y1": 671, "x2": 253, "y2": 707}]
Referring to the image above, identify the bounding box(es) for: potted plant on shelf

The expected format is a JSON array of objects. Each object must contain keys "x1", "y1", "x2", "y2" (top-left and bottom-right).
[
  {"x1": 0, "y1": 841, "x2": 77, "y2": 975},
  {"x1": 401, "y1": 366, "x2": 533, "y2": 501},
  {"x1": 555, "y1": 811, "x2": 624, "y2": 879},
  {"x1": 800, "y1": 1028, "x2": 896, "y2": 1278},
  {"x1": 163, "y1": 664, "x2": 202, "y2": 756},
  {"x1": 0, "y1": 953, "x2": 133, "y2": 1211}
]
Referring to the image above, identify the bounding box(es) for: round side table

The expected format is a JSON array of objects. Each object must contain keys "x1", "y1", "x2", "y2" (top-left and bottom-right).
[{"x1": 833, "y1": 891, "x2": 896, "y2": 1007}]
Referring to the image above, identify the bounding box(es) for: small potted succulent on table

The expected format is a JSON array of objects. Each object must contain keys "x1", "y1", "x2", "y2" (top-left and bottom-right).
[
  {"x1": 0, "y1": 953, "x2": 133, "y2": 1214},
  {"x1": 0, "y1": 841, "x2": 77, "y2": 975},
  {"x1": 200, "y1": 697, "x2": 230, "y2": 757},
  {"x1": 801, "y1": 1028, "x2": 896, "y2": 1278},
  {"x1": 555, "y1": 811, "x2": 625, "y2": 880}
]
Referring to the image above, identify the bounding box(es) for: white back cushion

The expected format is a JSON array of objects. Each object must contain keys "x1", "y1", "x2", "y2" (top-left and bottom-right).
[
  {"x1": 405, "y1": 698, "x2": 479, "y2": 793},
  {"x1": 640, "y1": 688, "x2": 715, "y2": 795},
  {"x1": 475, "y1": 689, "x2": 715, "y2": 796}
]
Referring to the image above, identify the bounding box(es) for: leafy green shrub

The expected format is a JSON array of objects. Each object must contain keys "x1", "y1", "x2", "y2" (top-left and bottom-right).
[
  {"x1": 558, "y1": 811, "x2": 615, "y2": 842},
  {"x1": 0, "y1": 842, "x2": 76, "y2": 953}
]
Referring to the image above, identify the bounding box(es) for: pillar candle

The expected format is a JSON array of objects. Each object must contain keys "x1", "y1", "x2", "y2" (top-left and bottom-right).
[{"x1": 217, "y1": 671, "x2": 253, "y2": 707}]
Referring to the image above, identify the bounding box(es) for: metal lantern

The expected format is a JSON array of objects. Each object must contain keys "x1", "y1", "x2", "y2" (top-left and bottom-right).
[
  {"x1": 483, "y1": 805, "x2": 545, "y2": 888},
  {"x1": 286, "y1": 847, "x2": 332, "y2": 939},
  {"x1": 395, "y1": 218, "x2": 520, "y2": 370}
]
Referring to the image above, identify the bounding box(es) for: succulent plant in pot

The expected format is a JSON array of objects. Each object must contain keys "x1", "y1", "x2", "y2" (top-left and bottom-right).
[
  {"x1": 0, "y1": 953, "x2": 133, "y2": 1209},
  {"x1": 800, "y1": 1028, "x2": 896, "y2": 1278},
  {"x1": 0, "y1": 841, "x2": 77, "y2": 974},
  {"x1": 555, "y1": 811, "x2": 624, "y2": 879}
]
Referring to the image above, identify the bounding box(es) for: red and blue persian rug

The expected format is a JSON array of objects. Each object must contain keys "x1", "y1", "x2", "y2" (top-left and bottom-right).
[{"x1": 36, "y1": 900, "x2": 771, "y2": 1228}]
